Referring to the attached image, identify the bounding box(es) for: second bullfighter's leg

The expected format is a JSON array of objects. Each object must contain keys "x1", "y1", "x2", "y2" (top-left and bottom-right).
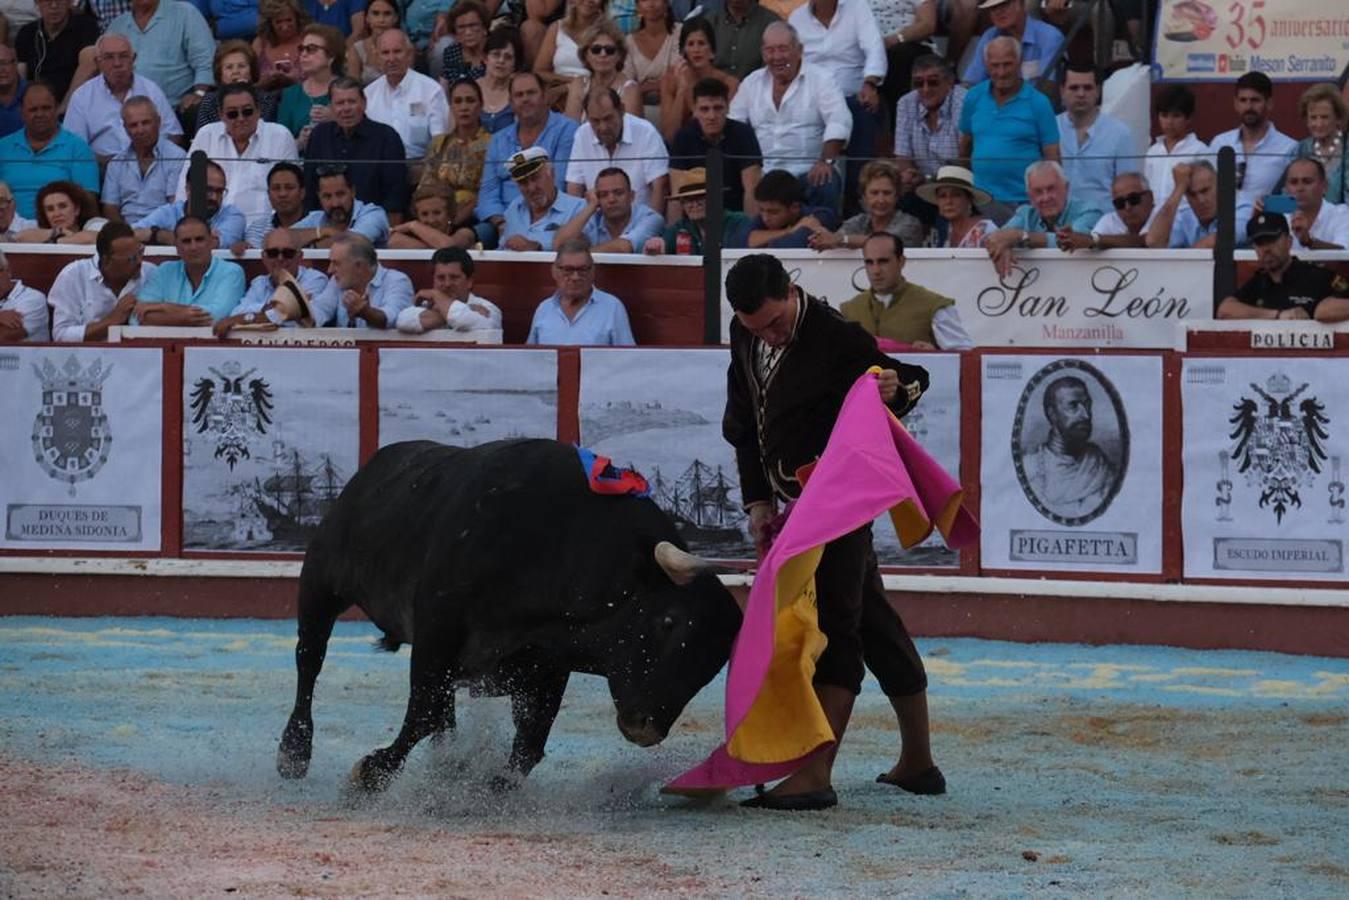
[
  {"x1": 350, "y1": 642, "x2": 459, "y2": 792},
  {"x1": 278, "y1": 565, "x2": 350, "y2": 779},
  {"x1": 506, "y1": 666, "x2": 569, "y2": 779}
]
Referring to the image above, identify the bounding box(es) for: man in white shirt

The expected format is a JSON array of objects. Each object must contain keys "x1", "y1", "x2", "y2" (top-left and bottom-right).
[
  {"x1": 178, "y1": 84, "x2": 299, "y2": 221},
  {"x1": 396, "y1": 246, "x2": 503, "y2": 338},
  {"x1": 1208, "y1": 72, "x2": 1298, "y2": 209},
  {"x1": 0, "y1": 180, "x2": 37, "y2": 239},
  {"x1": 0, "y1": 247, "x2": 48, "y2": 342},
  {"x1": 729, "y1": 21, "x2": 852, "y2": 211},
  {"x1": 564, "y1": 89, "x2": 669, "y2": 213},
  {"x1": 1077, "y1": 172, "x2": 1156, "y2": 250},
  {"x1": 1280, "y1": 157, "x2": 1349, "y2": 251},
  {"x1": 1144, "y1": 85, "x2": 1209, "y2": 205},
  {"x1": 363, "y1": 29, "x2": 449, "y2": 162},
  {"x1": 789, "y1": 0, "x2": 885, "y2": 213},
  {"x1": 47, "y1": 222, "x2": 157, "y2": 343},
  {"x1": 62, "y1": 33, "x2": 181, "y2": 162}
]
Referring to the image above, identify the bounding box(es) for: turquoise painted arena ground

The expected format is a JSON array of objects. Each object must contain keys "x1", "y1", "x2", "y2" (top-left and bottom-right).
[{"x1": 1, "y1": 616, "x2": 1347, "y2": 897}]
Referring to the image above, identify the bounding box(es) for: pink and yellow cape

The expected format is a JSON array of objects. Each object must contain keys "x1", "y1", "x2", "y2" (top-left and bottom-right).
[{"x1": 664, "y1": 369, "x2": 979, "y2": 795}]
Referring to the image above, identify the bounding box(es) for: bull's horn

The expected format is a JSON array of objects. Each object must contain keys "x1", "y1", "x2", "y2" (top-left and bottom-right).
[{"x1": 654, "y1": 541, "x2": 713, "y2": 586}]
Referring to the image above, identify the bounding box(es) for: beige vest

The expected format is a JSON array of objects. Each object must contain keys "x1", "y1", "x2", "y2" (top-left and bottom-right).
[{"x1": 839, "y1": 281, "x2": 955, "y2": 345}]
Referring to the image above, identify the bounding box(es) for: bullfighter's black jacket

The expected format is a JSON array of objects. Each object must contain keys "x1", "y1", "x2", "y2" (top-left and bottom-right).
[{"x1": 724, "y1": 291, "x2": 930, "y2": 507}]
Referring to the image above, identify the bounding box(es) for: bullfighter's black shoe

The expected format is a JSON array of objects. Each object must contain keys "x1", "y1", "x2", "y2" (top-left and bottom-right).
[
  {"x1": 740, "y1": 787, "x2": 838, "y2": 811},
  {"x1": 876, "y1": 765, "x2": 946, "y2": 795}
]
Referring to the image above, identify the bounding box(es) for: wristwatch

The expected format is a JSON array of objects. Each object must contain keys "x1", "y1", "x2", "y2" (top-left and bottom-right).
[
  {"x1": 244, "y1": 313, "x2": 257, "y2": 324},
  {"x1": 149, "y1": 225, "x2": 161, "y2": 244}
]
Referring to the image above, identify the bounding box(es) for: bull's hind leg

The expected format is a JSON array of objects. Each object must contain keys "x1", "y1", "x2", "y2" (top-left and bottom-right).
[
  {"x1": 349, "y1": 642, "x2": 458, "y2": 793},
  {"x1": 278, "y1": 565, "x2": 350, "y2": 779}
]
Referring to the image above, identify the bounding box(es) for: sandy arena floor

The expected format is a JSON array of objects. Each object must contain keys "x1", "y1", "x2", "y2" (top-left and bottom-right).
[{"x1": 1, "y1": 616, "x2": 1347, "y2": 897}]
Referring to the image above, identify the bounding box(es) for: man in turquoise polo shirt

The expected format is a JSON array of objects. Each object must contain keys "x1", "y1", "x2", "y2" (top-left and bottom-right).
[
  {"x1": 0, "y1": 83, "x2": 99, "y2": 218},
  {"x1": 957, "y1": 37, "x2": 1059, "y2": 213},
  {"x1": 986, "y1": 160, "x2": 1104, "y2": 278},
  {"x1": 135, "y1": 216, "x2": 247, "y2": 325}
]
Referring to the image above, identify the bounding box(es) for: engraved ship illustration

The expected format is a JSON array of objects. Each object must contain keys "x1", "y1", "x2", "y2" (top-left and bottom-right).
[{"x1": 651, "y1": 460, "x2": 745, "y2": 543}]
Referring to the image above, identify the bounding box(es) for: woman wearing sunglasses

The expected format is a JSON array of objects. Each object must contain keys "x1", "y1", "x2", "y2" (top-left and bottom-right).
[
  {"x1": 536, "y1": 0, "x2": 610, "y2": 105},
  {"x1": 278, "y1": 23, "x2": 346, "y2": 149},
  {"x1": 564, "y1": 20, "x2": 640, "y2": 122}
]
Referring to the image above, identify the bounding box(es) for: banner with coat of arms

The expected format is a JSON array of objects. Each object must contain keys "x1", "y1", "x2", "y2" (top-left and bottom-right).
[
  {"x1": 1182, "y1": 357, "x2": 1347, "y2": 582},
  {"x1": 0, "y1": 348, "x2": 163, "y2": 551},
  {"x1": 979, "y1": 354, "x2": 1166, "y2": 574},
  {"x1": 182, "y1": 347, "x2": 360, "y2": 554}
]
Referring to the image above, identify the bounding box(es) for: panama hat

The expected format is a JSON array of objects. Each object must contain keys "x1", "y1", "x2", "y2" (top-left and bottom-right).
[
  {"x1": 671, "y1": 168, "x2": 710, "y2": 200},
  {"x1": 915, "y1": 165, "x2": 993, "y2": 209},
  {"x1": 230, "y1": 270, "x2": 315, "y2": 330}
]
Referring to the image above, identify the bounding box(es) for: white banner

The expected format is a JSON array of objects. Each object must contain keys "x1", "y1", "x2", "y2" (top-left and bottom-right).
[
  {"x1": 182, "y1": 347, "x2": 360, "y2": 554},
  {"x1": 876, "y1": 352, "x2": 962, "y2": 567},
  {"x1": 579, "y1": 348, "x2": 752, "y2": 559},
  {"x1": 980, "y1": 354, "x2": 1165, "y2": 573},
  {"x1": 378, "y1": 349, "x2": 558, "y2": 447},
  {"x1": 1153, "y1": 0, "x2": 1349, "y2": 82},
  {"x1": 721, "y1": 250, "x2": 1213, "y2": 349},
  {"x1": 0, "y1": 347, "x2": 163, "y2": 551},
  {"x1": 1182, "y1": 357, "x2": 1347, "y2": 581}
]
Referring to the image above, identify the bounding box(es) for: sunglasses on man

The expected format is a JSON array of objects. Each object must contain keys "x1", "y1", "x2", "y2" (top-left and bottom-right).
[
  {"x1": 263, "y1": 247, "x2": 299, "y2": 259},
  {"x1": 224, "y1": 106, "x2": 257, "y2": 119},
  {"x1": 1112, "y1": 190, "x2": 1151, "y2": 210}
]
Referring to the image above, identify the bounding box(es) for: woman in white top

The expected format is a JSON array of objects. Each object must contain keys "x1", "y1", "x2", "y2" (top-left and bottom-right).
[
  {"x1": 536, "y1": 0, "x2": 610, "y2": 104},
  {"x1": 917, "y1": 166, "x2": 997, "y2": 249},
  {"x1": 624, "y1": 0, "x2": 678, "y2": 121},
  {"x1": 565, "y1": 20, "x2": 642, "y2": 121},
  {"x1": 17, "y1": 181, "x2": 104, "y2": 245},
  {"x1": 345, "y1": 0, "x2": 401, "y2": 86}
]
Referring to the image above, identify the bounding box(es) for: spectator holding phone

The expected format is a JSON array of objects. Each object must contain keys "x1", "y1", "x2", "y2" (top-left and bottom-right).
[{"x1": 1266, "y1": 157, "x2": 1349, "y2": 250}]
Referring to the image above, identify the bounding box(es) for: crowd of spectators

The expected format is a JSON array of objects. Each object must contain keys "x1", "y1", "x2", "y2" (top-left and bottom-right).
[{"x1": 0, "y1": 0, "x2": 1346, "y2": 346}]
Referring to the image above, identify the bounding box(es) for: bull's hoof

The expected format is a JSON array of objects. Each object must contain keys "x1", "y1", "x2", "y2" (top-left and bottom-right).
[
  {"x1": 488, "y1": 772, "x2": 522, "y2": 794},
  {"x1": 277, "y1": 721, "x2": 313, "y2": 779},
  {"x1": 348, "y1": 754, "x2": 397, "y2": 793}
]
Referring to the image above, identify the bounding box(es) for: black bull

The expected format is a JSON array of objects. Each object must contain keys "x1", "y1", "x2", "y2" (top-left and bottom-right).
[{"x1": 277, "y1": 439, "x2": 743, "y2": 791}]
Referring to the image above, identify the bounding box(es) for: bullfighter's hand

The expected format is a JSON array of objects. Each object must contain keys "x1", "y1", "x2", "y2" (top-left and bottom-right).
[
  {"x1": 876, "y1": 367, "x2": 900, "y2": 404},
  {"x1": 746, "y1": 500, "x2": 776, "y2": 560}
]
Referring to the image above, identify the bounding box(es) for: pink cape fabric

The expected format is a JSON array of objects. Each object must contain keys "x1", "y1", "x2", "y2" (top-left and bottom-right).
[{"x1": 665, "y1": 370, "x2": 978, "y2": 793}]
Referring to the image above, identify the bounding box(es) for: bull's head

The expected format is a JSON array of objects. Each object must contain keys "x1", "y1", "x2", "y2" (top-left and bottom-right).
[{"x1": 603, "y1": 542, "x2": 742, "y2": 747}]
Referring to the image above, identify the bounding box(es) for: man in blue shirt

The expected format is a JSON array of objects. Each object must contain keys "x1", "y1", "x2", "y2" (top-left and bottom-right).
[
  {"x1": 1146, "y1": 160, "x2": 1253, "y2": 250},
  {"x1": 214, "y1": 230, "x2": 339, "y2": 334},
  {"x1": 963, "y1": 0, "x2": 1064, "y2": 84},
  {"x1": 0, "y1": 83, "x2": 100, "y2": 218},
  {"x1": 554, "y1": 167, "x2": 665, "y2": 254},
  {"x1": 0, "y1": 45, "x2": 25, "y2": 137},
  {"x1": 291, "y1": 165, "x2": 391, "y2": 248},
  {"x1": 329, "y1": 231, "x2": 413, "y2": 329},
  {"x1": 500, "y1": 147, "x2": 587, "y2": 252},
  {"x1": 527, "y1": 239, "x2": 636, "y2": 346},
  {"x1": 957, "y1": 37, "x2": 1060, "y2": 209},
  {"x1": 302, "y1": 78, "x2": 408, "y2": 222},
  {"x1": 985, "y1": 160, "x2": 1103, "y2": 277},
  {"x1": 135, "y1": 216, "x2": 247, "y2": 324},
  {"x1": 102, "y1": 97, "x2": 188, "y2": 224},
  {"x1": 132, "y1": 160, "x2": 248, "y2": 249},
  {"x1": 475, "y1": 72, "x2": 579, "y2": 248},
  {"x1": 1056, "y1": 64, "x2": 1136, "y2": 215},
  {"x1": 107, "y1": 0, "x2": 215, "y2": 113}
]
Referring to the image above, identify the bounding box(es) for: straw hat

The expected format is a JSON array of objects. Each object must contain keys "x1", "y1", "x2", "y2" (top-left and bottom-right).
[
  {"x1": 915, "y1": 165, "x2": 992, "y2": 209},
  {"x1": 671, "y1": 168, "x2": 709, "y2": 200},
  {"x1": 230, "y1": 270, "x2": 315, "y2": 330}
]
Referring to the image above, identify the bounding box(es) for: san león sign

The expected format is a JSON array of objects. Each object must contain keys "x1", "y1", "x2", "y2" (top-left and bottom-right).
[{"x1": 720, "y1": 250, "x2": 1213, "y2": 348}]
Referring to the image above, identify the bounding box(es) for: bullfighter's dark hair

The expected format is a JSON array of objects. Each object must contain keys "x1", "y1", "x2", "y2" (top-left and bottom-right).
[
  {"x1": 865, "y1": 231, "x2": 904, "y2": 257},
  {"x1": 725, "y1": 253, "x2": 790, "y2": 315}
]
